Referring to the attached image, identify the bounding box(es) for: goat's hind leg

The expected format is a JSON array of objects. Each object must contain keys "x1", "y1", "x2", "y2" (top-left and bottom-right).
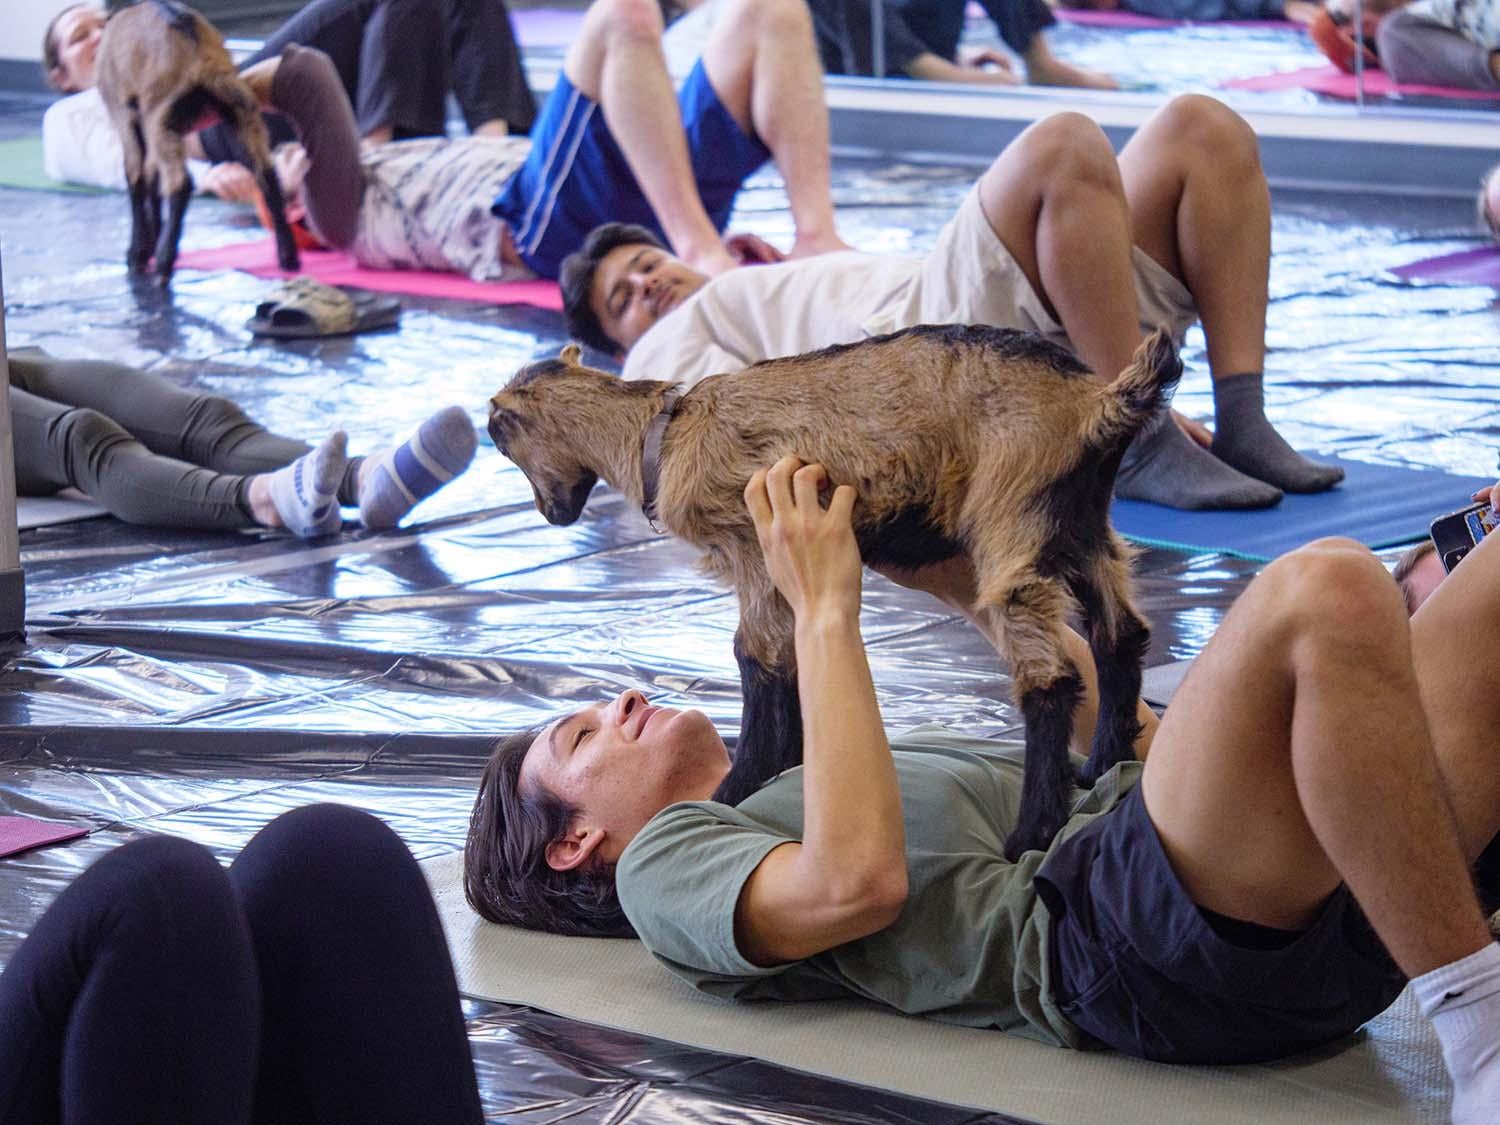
[
  {"x1": 1072, "y1": 540, "x2": 1150, "y2": 786},
  {"x1": 978, "y1": 571, "x2": 1085, "y2": 861},
  {"x1": 142, "y1": 115, "x2": 194, "y2": 286},
  {"x1": 116, "y1": 113, "x2": 153, "y2": 273},
  {"x1": 211, "y1": 79, "x2": 300, "y2": 272}
]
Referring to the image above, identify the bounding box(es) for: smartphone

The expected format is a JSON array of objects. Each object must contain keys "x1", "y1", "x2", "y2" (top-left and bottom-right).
[{"x1": 1430, "y1": 501, "x2": 1498, "y2": 574}]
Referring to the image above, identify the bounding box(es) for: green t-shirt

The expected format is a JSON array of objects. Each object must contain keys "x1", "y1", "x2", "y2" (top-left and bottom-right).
[{"x1": 616, "y1": 726, "x2": 1144, "y2": 1047}]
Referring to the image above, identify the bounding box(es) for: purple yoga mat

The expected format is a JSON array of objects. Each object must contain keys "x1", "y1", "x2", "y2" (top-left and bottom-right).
[
  {"x1": 1390, "y1": 246, "x2": 1500, "y2": 287},
  {"x1": 177, "y1": 241, "x2": 564, "y2": 310},
  {"x1": 0, "y1": 816, "x2": 87, "y2": 859},
  {"x1": 1055, "y1": 8, "x2": 1296, "y2": 28},
  {"x1": 1224, "y1": 63, "x2": 1500, "y2": 100}
]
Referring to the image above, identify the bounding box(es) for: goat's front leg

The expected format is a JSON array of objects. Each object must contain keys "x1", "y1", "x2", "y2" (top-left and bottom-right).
[
  {"x1": 978, "y1": 575, "x2": 1084, "y2": 861},
  {"x1": 125, "y1": 173, "x2": 154, "y2": 273},
  {"x1": 717, "y1": 600, "x2": 801, "y2": 807}
]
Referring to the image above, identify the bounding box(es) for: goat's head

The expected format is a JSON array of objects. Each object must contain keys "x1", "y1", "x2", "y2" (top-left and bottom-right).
[{"x1": 488, "y1": 344, "x2": 610, "y2": 526}]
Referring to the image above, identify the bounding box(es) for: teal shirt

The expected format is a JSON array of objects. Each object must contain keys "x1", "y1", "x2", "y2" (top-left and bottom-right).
[{"x1": 616, "y1": 726, "x2": 1143, "y2": 1047}]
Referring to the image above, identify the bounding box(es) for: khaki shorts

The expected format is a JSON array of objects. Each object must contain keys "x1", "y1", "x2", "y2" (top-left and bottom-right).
[{"x1": 869, "y1": 185, "x2": 1198, "y2": 356}]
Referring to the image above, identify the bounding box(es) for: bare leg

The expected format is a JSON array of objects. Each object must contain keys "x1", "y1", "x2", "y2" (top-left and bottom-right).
[
  {"x1": 564, "y1": 0, "x2": 736, "y2": 275},
  {"x1": 976, "y1": 113, "x2": 1142, "y2": 382},
  {"x1": 1140, "y1": 537, "x2": 1490, "y2": 973},
  {"x1": 1117, "y1": 95, "x2": 1342, "y2": 493},
  {"x1": 701, "y1": 0, "x2": 849, "y2": 258}
]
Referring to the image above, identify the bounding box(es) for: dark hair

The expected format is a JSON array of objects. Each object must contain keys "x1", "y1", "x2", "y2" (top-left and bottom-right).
[
  {"x1": 559, "y1": 222, "x2": 668, "y2": 355},
  {"x1": 1392, "y1": 538, "x2": 1437, "y2": 616},
  {"x1": 42, "y1": 4, "x2": 91, "y2": 92},
  {"x1": 464, "y1": 725, "x2": 635, "y2": 938}
]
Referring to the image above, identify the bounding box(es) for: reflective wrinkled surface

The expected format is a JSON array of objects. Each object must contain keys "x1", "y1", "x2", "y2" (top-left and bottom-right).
[{"x1": 2, "y1": 85, "x2": 1499, "y2": 1121}]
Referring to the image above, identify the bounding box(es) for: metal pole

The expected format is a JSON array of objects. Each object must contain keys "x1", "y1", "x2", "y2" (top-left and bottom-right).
[
  {"x1": 871, "y1": 0, "x2": 885, "y2": 79},
  {"x1": 0, "y1": 245, "x2": 28, "y2": 643}
]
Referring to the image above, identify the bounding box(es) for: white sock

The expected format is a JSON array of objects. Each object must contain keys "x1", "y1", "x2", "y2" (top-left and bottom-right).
[
  {"x1": 1412, "y1": 942, "x2": 1500, "y2": 1124},
  {"x1": 266, "y1": 432, "x2": 346, "y2": 538}
]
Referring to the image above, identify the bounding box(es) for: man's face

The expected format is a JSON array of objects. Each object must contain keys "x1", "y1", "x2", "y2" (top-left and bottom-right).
[
  {"x1": 521, "y1": 690, "x2": 729, "y2": 867},
  {"x1": 590, "y1": 243, "x2": 708, "y2": 352},
  {"x1": 1404, "y1": 547, "x2": 1448, "y2": 614},
  {"x1": 52, "y1": 6, "x2": 106, "y2": 93}
]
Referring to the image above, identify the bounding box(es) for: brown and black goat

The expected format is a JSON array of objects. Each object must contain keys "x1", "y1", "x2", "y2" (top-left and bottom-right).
[
  {"x1": 488, "y1": 325, "x2": 1181, "y2": 859},
  {"x1": 95, "y1": 0, "x2": 299, "y2": 285}
]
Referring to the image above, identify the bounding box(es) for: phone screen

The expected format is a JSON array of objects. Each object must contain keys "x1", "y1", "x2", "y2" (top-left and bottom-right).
[{"x1": 1464, "y1": 504, "x2": 1498, "y2": 544}]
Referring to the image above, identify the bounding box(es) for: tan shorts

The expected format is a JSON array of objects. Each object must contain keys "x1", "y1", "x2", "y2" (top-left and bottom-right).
[{"x1": 870, "y1": 185, "x2": 1198, "y2": 356}]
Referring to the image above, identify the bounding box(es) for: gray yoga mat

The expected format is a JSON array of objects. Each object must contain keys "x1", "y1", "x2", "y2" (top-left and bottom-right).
[
  {"x1": 424, "y1": 852, "x2": 1449, "y2": 1124},
  {"x1": 18, "y1": 493, "x2": 108, "y2": 530}
]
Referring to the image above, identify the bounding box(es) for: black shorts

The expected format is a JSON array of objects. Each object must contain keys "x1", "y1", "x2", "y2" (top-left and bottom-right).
[{"x1": 1035, "y1": 784, "x2": 1406, "y2": 1064}]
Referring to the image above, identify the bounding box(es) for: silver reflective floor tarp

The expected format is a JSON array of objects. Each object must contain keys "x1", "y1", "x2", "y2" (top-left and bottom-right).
[{"x1": 1, "y1": 87, "x2": 1498, "y2": 1121}]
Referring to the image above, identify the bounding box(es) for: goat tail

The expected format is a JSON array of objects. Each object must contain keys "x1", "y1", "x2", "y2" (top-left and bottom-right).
[{"x1": 1087, "y1": 326, "x2": 1183, "y2": 449}]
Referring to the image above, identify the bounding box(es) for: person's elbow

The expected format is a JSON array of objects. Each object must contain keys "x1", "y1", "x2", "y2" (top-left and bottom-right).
[{"x1": 824, "y1": 863, "x2": 909, "y2": 934}]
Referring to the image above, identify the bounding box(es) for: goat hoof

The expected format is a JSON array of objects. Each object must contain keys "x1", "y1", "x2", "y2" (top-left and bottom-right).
[{"x1": 277, "y1": 251, "x2": 300, "y2": 272}]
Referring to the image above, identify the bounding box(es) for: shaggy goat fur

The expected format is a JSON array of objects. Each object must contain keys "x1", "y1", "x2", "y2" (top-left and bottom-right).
[
  {"x1": 96, "y1": 0, "x2": 299, "y2": 285},
  {"x1": 489, "y1": 324, "x2": 1181, "y2": 858}
]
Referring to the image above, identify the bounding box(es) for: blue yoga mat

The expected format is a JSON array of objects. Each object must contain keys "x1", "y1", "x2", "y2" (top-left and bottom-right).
[{"x1": 1110, "y1": 456, "x2": 1495, "y2": 562}]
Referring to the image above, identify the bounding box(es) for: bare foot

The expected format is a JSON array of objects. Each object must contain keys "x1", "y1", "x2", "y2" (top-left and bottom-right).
[
  {"x1": 682, "y1": 244, "x2": 741, "y2": 277},
  {"x1": 1172, "y1": 409, "x2": 1213, "y2": 449},
  {"x1": 789, "y1": 232, "x2": 856, "y2": 260}
]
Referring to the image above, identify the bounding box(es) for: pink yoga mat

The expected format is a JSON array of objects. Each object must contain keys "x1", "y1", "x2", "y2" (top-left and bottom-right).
[
  {"x1": 1391, "y1": 246, "x2": 1500, "y2": 287},
  {"x1": 1055, "y1": 8, "x2": 1295, "y2": 28},
  {"x1": 176, "y1": 241, "x2": 564, "y2": 310},
  {"x1": 1224, "y1": 63, "x2": 1500, "y2": 100},
  {"x1": 0, "y1": 815, "x2": 87, "y2": 859}
]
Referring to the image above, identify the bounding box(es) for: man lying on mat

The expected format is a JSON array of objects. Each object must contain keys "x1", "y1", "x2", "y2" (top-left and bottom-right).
[
  {"x1": 558, "y1": 93, "x2": 1345, "y2": 514},
  {"x1": 467, "y1": 457, "x2": 1500, "y2": 1122},
  {"x1": 6, "y1": 471, "x2": 1496, "y2": 1119}
]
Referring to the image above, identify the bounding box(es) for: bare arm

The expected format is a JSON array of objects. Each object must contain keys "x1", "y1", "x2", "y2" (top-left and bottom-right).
[
  {"x1": 906, "y1": 51, "x2": 1021, "y2": 85},
  {"x1": 735, "y1": 459, "x2": 909, "y2": 966}
]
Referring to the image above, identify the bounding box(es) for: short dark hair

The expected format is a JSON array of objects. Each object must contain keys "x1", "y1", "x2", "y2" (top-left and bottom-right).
[
  {"x1": 464, "y1": 725, "x2": 635, "y2": 938},
  {"x1": 42, "y1": 4, "x2": 91, "y2": 92},
  {"x1": 559, "y1": 222, "x2": 667, "y2": 356},
  {"x1": 1392, "y1": 538, "x2": 1437, "y2": 616}
]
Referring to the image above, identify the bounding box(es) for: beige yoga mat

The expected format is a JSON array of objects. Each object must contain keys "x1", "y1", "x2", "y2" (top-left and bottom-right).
[{"x1": 424, "y1": 852, "x2": 1449, "y2": 1124}]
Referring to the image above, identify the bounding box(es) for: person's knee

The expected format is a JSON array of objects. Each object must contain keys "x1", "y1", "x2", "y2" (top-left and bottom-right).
[
  {"x1": 1374, "y1": 11, "x2": 1424, "y2": 84},
  {"x1": 1156, "y1": 94, "x2": 1260, "y2": 172},
  {"x1": 1265, "y1": 539, "x2": 1407, "y2": 656},
  {"x1": 589, "y1": 0, "x2": 666, "y2": 48},
  {"x1": 232, "y1": 804, "x2": 415, "y2": 926},
  {"x1": 1015, "y1": 112, "x2": 1121, "y2": 196},
  {"x1": 93, "y1": 835, "x2": 233, "y2": 924},
  {"x1": 715, "y1": 0, "x2": 812, "y2": 42}
]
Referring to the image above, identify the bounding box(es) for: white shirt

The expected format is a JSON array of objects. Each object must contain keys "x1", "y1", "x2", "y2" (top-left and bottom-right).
[
  {"x1": 621, "y1": 251, "x2": 923, "y2": 386},
  {"x1": 42, "y1": 88, "x2": 210, "y2": 191}
]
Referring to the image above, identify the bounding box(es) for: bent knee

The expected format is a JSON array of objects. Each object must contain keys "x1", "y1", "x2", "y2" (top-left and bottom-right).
[
  {"x1": 1265, "y1": 539, "x2": 1406, "y2": 641},
  {"x1": 590, "y1": 0, "x2": 666, "y2": 44},
  {"x1": 1157, "y1": 94, "x2": 1260, "y2": 167},
  {"x1": 1014, "y1": 112, "x2": 1120, "y2": 190}
]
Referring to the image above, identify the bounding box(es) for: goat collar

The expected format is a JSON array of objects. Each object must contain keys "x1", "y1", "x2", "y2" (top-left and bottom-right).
[{"x1": 640, "y1": 386, "x2": 684, "y2": 531}]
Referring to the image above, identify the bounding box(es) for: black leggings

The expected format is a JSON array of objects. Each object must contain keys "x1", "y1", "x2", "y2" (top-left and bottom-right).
[
  {"x1": 9, "y1": 350, "x2": 361, "y2": 530},
  {"x1": 199, "y1": 0, "x2": 536, "y2": 164},
  {"x1": 0, "y1": 804, "x2": 484, "y2": 1125}
]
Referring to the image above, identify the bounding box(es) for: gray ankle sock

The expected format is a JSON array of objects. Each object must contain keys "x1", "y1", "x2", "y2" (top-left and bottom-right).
[
  {"x1": 267, "y1": 431, "x2": 346, "y2": 538},
  {"x1": 1210, "y1": 373, "x2": 1345, "y2": 493},
  {"x1": 359, "y1": 406, "x2": 477, "y2": 529},
  {"x1": 1117, "y1": 409, "x2": 1283, "y2": 511}
]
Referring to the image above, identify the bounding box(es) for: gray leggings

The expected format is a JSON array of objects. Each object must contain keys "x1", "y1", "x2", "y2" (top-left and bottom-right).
[
  {"x1": 1377, "y1": 8, "x2": 1500, "y2": 90},
  {"x1": 9, "y1": 350, "x2": 361, "y2": 530}
]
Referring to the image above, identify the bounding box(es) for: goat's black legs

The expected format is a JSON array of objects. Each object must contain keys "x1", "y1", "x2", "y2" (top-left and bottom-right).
[
  {"x1": 153, "y1": 177, "x2": 194, "y2": 285},
  {"x1": 1072, "y1": 551, "x2": 1151, "y2": 787},
  {"x1": 256, "y1": 164, "x2": 301, "y2": 273},
  {"x1": 1007, "y1": 670, "x2": 1085, "y2": 862},
  {"x1": 714, "y1": 630, "x2": 804, "y2": 808},
  {"x1": 125, "y1": 174, "x2": 154, "y2": 273}
]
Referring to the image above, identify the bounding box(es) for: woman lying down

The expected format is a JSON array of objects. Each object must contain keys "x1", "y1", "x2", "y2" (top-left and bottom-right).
[{"x1": 7, "y1": 460, "x2": 1500, "y2": 1122}]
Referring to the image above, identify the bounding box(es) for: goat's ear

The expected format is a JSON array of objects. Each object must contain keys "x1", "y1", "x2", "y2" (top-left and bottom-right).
[{"x1": 559, "y1": 342, "x2": 583, "y2": 366}]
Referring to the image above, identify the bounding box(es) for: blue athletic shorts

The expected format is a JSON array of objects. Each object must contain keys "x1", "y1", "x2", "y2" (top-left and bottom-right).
[
  {"x1": 1036, "y1": 783, "x2": 1406, "y2": 1064},
  {"x1": 492, "y1": 61, "x2": 772, "y2": 279}
]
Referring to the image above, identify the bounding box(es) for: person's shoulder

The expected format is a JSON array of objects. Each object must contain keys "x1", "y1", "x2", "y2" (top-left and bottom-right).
[{"x1": 44, "y1": 87, "x2": 102, "y2": 124}]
